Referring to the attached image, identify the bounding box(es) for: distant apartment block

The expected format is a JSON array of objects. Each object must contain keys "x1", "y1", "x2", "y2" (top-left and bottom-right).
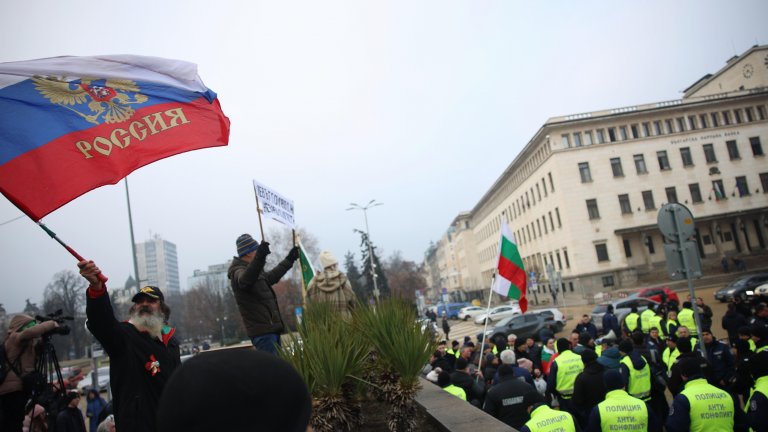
[
  {"x1": 188, "y1": 261, "x2": 232, "y2": 294},
  {"x1": 136, "y1": 234, "x2": 180, "y2": 295}
]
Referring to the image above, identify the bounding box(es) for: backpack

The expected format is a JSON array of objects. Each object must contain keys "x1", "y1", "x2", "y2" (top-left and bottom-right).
[
  {"x1": 0, "y1": 341, "x2": 10, "y2": 384},
  {"x1": 0, "y1": 339, "x2": 23, "y2": 385}
]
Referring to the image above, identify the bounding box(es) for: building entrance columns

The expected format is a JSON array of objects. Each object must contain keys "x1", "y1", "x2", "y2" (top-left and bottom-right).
[
  {"x1": 759, "y1": 213, "x2": 768, "y2": 250},
  {"x1": 639, "y1": 232, "x2": 652, "y2": 268},
  {"x1": 734, "y1": 217, "x2": 750, "y2": 252},
  {"x1": 711, "y1": 221, "x2": 724, "y2": 256}
]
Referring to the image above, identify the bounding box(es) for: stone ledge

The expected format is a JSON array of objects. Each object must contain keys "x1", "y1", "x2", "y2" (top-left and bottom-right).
[{"x1": 415, "y1": 377, "x2": 517, "y2": 432}]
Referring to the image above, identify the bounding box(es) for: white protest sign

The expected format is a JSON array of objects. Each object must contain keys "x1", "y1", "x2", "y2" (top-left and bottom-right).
[{"x1": 252, "y1": 180, "x2": 295, "y2": 227}]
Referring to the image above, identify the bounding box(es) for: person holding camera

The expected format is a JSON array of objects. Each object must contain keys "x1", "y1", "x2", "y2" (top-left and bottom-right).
[
  {"x1": 78, "y1": 260, "x2": 181, "y2": 432},
  {"x1": 1, "y1": 314, "x2": 59, "y2": 431}
]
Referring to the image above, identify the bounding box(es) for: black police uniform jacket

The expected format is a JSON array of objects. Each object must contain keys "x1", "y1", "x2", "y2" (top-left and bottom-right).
[
  {"x1": 86, "y1": 288, "x2": 180, "y2": 432},
  {"x1": 483, "y1": 375, "x2": 538, "y2": 429}
]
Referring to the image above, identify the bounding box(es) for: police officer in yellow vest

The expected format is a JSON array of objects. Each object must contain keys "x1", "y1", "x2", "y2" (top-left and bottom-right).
[
  {"x1": 745, "y1": 351, "x2": 768, "y2": 431},
  {"x1": 518, "y1": 391, "x2": 580, "y2": 432},
  {"x1": 640, "y1": 305, "x2": 656, "y2": 335},
  {"x1": 586, "y1": 369, "x2": 661, "y2": 432},
  {"x1": 676, "y1": 326, "x2": 698, "y2": 352},
  {"x1": 666, "y1": 357, "x2": 747, "y2": 432},
  {"x1": 663, "y1": 310, "x2": 679, "y2": 337},
  {"x1": 623, "y1": 306, "x2": 640, "y2": 336},
  {"x1": 436, "y1": 370, "x2": 466, "y2": 400},
  {"x1": 617, "y1": 339, "x2": 653, "y2": 402},
  {"x1": 737, "y1": 327, "x2": 756, "y2": 352},
  {"x1": 446, "y1": 340, "x2": 459, "y2": 358},
  {"x1": 546, "y1": 338, "x2": 584, "y2": 419},
  {"x1": 662, "y1": 335, "x2": 680, "y2": 375},
  {"x1": 754, "y1": 325, "x2": 768, "y2": 354},
  {"x1": 678, "y1": 302, "x2": 697, "y2": 337},
  {"x1": 648, "y1": 308, "x2": 664, "y2": 337}
]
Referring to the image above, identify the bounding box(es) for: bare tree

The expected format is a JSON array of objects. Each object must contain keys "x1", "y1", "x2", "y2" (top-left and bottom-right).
[
  {"x1": 262, "y1": 226, "x2": 320, "y2": 282},
  {"x1": 42, "y1": 270, "x2": 86, "y2": 359},
  {"x1": 385, "y1": 251, "x2": 426, "y2": 302}
]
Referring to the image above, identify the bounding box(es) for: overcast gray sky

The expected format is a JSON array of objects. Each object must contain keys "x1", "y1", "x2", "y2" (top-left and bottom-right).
[{"x1": 1, "y1": 1, "x2": 766, "y2": 314}]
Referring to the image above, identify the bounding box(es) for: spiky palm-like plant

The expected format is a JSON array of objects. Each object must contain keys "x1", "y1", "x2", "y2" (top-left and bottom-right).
[
  {"x1": 354, "y1": 299, "x2": 436, "y2": 432},
  {"x1": 279, "y1": 302, "x2": 368, "y2": 432}
]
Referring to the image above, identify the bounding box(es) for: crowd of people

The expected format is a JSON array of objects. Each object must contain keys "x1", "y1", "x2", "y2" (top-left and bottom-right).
[
  {"x1": 2, "y1": 234, "x2": 314, "y2": 432},
  {"x1": 423, "y1": 293, "x2": 768, "y2": 431}
]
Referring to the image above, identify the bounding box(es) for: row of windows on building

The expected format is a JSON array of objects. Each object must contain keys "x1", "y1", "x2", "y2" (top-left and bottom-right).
[
  {"x1": 479, "y1": 206, "x2": 565, "y2": 264},
  {"x1": 594, "y1": 226, "x2": 740, "y2": 284},
  {"x1": 584, "y1": 172, "x2": 768, "y2": 220},
  {"x1": 478, "y1": 172, "x2": 557, "y2": 243},
  {"x1": 578, "y1": 136, "x2": 764, "y2": 183},
  {"x1": 561, "y1": 103, "x2": 767, "y2": 149}
]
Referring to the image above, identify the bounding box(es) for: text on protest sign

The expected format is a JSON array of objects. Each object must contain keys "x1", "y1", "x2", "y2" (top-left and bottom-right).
[{"x1": 252, "y1": 180, "x2": 295, "y2": 227}]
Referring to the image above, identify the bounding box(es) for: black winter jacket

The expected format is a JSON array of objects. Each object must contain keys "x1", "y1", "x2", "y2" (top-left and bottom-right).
[
  {"x1": 483, "y1": 375, "x2": 538, "y2": 429},
  {"x1": 572, "y1": 361, "x2": 607, "y2": 414},
  {"x1": 666, "y1": 352, "x2": 715, "y2": 395},
  {"x1": 86, "y1": 288, "x2": 180, "y2": 432},
  {"x1": 228, "y1": 254, "x2": 294, "y2": 337},
  {"x1": 56, "y1": 406, "x2": 86, "y2": 432}
]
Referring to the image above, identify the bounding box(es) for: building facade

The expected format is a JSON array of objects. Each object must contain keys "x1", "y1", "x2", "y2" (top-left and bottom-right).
[
  {"x1": 187, "y1": 261, "x2": 231, "y2": 294},
  {"x1": 135, "y1": 234, "x2": 181, "y2": 295},
  {"x1": 430, "y1": 45, "x2": 768, "y2": 300}
]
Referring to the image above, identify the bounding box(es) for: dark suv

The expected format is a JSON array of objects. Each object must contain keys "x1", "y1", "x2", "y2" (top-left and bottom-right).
[
  {"x1": 714, "y1": 273, "x2": 768, "y2": 302},
  {"x1": 484, "y1": 312, "x2": 554, "y2": 345}
]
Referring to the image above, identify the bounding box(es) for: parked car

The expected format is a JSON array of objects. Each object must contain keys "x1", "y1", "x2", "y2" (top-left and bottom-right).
[
  {"x1": 77, "y1": 366, "x2": 110, "y2": 394},
  {"x1": 635, "y1": 286, "x2": 679, "y2": 304},
  {"x1": 457, "y1": 306, "x2": 485, "y2": 321},
  {"x1": 46, "y1": 366, "x2": 85, "y2": 390},
  {"x1": 528, "y1": 307, "x2": 566, "y2": 331},
  {"x1": 754, "y1": 283, "x2": 768, "y2": 299},
  {"x1": 417, "y1": 317, "x2": 439, "y2": 339},
  {"x1": 474, "y1": 304, "x2": 522, "y2": 325},
  {"x1": 714, "y1": 273, "x2": 768, "y2": 302},
  {"x1": 484, "y1": 312, "x2": 553, "y2": 345},
  {"x1": 432, "y1": 302, "x2": 470, "y2": 319},
  {"x1": 591, "y1": 298, "x2": 659, "y2": 331}
]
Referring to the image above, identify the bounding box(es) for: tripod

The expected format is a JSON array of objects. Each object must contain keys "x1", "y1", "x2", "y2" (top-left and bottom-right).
[{"x1": 28, "y1": 333, "x2": 68, "y2": 430}]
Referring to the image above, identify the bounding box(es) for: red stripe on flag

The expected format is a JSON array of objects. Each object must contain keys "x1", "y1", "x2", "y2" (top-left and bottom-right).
[
  {"x1": 498, "y1": 255, "x2": 527, "y2": 289},
  {"x1": 0, "y1": 97, "x2": 229, "y2": 220}
]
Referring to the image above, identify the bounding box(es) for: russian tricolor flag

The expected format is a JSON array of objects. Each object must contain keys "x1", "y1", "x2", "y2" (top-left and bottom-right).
[{"x1": 0, "y1": 55, "x2": 230, "y2": 220}]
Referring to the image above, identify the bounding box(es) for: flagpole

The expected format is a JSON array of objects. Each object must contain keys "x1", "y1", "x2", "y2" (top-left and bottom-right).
[
  {"x1": 125, "y1": 177, "x2": 141, "y2": 289},
  {"x1": 37, "y1": 222, "x2": 108, "y2": 283},
  {"x1": 252, "y1": 184, "x2": 266, "y2": 241},
  {"x1": 296, "y1": 235, "x2": 308, "y2": 307}
]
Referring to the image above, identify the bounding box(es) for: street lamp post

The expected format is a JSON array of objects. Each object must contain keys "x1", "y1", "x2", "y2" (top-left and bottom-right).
[
  {"x1": 216, "y1": 316, "x2": 227, "y2": 347},
  {"x1": 347, "y1": 199, "x2": 383, "y2": 302}
]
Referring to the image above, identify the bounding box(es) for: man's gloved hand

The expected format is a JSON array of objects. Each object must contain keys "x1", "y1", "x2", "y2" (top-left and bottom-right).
[
  {"x1": 287, "y1": 246, "x2": 300, "y2": 262},
  {"x1": 256, "y1": 241, "x2": 271, "y2": 257}
]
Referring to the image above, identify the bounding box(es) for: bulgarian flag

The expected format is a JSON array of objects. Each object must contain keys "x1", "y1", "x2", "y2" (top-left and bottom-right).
[
  {"x1": 298, "y1": 240, "x2": 316, "y2": 291},
  {"x1": 492, "y1": 220, "x2": 528, "y2": 312}
]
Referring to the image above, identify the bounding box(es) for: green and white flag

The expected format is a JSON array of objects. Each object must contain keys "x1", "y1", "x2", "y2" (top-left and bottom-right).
[
  {"x1": 491, "y1": 219, "x2": 528, "y2": 312},
  {"x1": 298, "y1": 240, "x2": 315, "y2": 291}
]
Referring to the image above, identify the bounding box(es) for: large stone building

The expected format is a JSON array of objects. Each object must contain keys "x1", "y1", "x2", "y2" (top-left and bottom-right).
[{"x1": 429, "y1": 45, "x2": 768, "y2": 301}]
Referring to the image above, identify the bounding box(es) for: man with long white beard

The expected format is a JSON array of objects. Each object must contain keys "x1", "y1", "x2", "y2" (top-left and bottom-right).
[{"x1": 78, "y1": 260, "x2": 181, "y2": 432}]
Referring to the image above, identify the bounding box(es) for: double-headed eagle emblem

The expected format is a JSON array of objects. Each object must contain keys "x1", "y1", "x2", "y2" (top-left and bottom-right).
[{"x1": 32, "y1": 76, "x2": 149, "y2": 125}]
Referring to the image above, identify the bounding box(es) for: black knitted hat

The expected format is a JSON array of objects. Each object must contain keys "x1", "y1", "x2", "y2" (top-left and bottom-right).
[{"x1": 157, "y1": 349, "x2": 312, "y2": 432}]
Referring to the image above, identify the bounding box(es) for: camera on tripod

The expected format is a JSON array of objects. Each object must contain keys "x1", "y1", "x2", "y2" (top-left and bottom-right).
[
  {"x1": 35, "y1": 309, "x2": 73, "y2": 337},
  {"x1": 28, "y1": 309, "x2": 76, "y2": 424}
]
